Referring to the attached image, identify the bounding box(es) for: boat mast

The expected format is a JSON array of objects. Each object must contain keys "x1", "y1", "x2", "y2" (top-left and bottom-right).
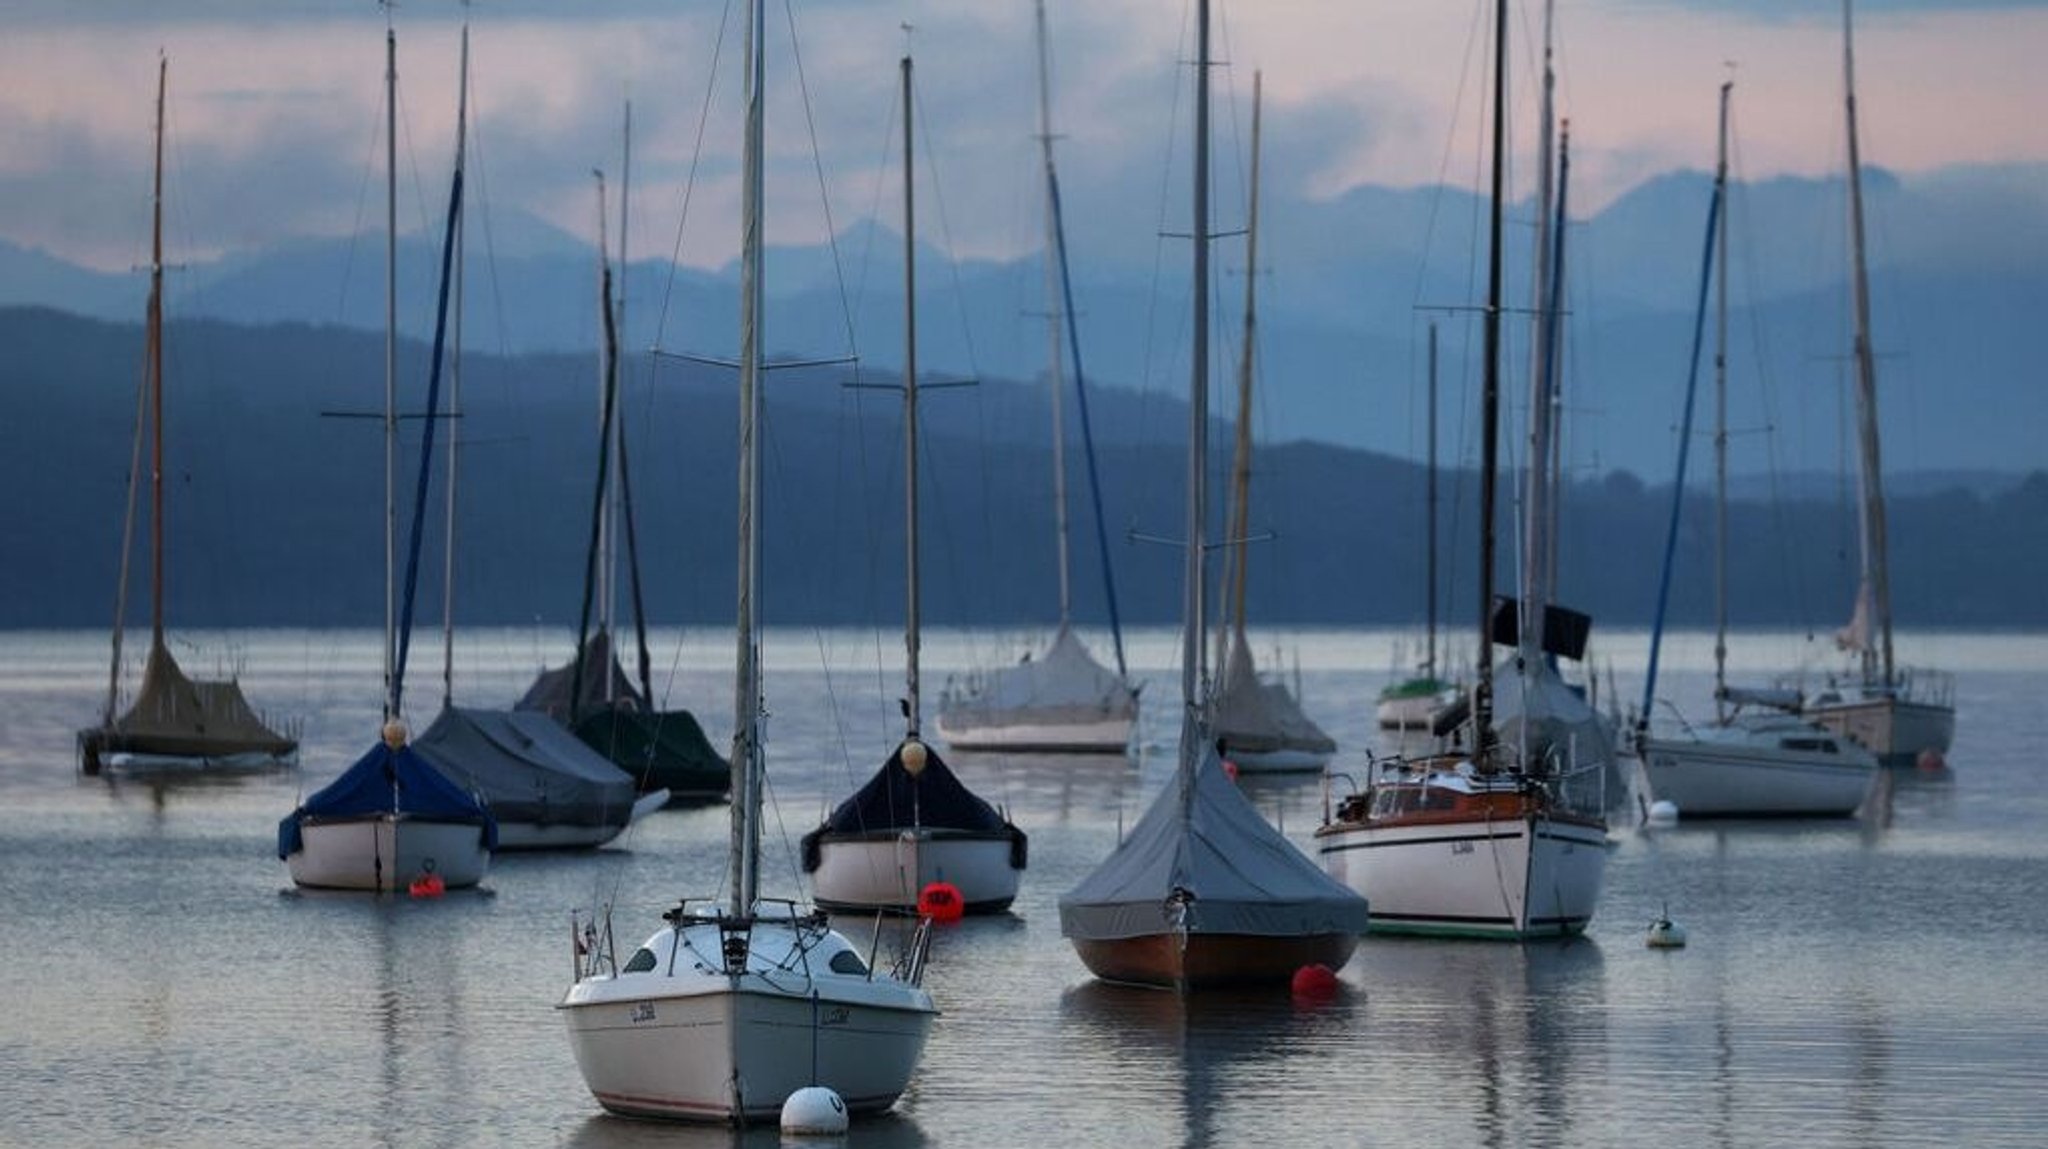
[
  {"x1": 1841, "y1": 0, "x2": 1893, "y2": 688},
  {"x1": 440, "y1": 20, "x2": 470, "y2": 711},
  {"x1": 901, "y1": 53, "x2": 923, "y2": 741},
  {"x1": 383, "y1": 24, "x2": 399, "y2": 721},
  {"x1": 729, "y1": 0, "x2": 767, "y2": 916},
  {"x1": 147, "y1": 56, "x2": 168, "y2": 658},
  {"x1": 1713, "y1": 80, "x2": 1732, "y2": 719},
  {"x1": 1473, "y1": 0, "x2": 1506, "y2": 765},
  {"x1": 1217, "y1": 71, "x2": 1262, "y2": 675},
  {"x1": 1181, "y1": 0, "x2": 1214, "y2": 807},
  {"x1": 610, "y1": 99, "x2": 631, "y2": 703},
  {"x1": 1032, "y1": 0, "x2": 1073, "y2": 633},
  {"x1": 1426, "y1": 320, "x2": 1438, "y2": 680},
  {"x1": 1521, "y1": 0, "x2": 1557, "y2": 662}
]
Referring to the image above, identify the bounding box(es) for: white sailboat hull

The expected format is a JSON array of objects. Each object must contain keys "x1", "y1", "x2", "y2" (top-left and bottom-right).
[
  {"x1": 492, "y1": 789, "x2": 668, "y2": 851},
  {"x1": 1375, "y1": 693, "x2": 1442, "y2": 731},
  {"x1": 1638, "y1": 724, "x2": 1878, "y2": 816},
  {"x1": 1805, "y1": 692, "x2": 1955, "y2": 767},
  {"x1": 810, "y1": 831, "x2": 1021, "y2": 913},
  {"x1": 933, "y1": 711, "x2": 1133, "y2": 754},
  {"x1": 560, "y1": 918, "x2": 935, "y2": 1123},
  {"x1": 286, "y1": 815, "x2": 490, "y2": 892},
  {"x1": 1317, "y1": 813, "x2": 1606, "y2": 939}
]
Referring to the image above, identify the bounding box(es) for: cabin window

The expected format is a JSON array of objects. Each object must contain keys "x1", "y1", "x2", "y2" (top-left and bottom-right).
[
  {"x1": 828, "y1": 950, "x2": 869, "y2": 976},
  {"x1": 624, "y1": 948, "x2": 657, "y2": 973}
]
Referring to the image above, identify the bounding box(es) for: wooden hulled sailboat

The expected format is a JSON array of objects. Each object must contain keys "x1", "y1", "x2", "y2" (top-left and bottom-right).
[
  {"x1": 1315, "y1": 0, "x2": 1610, "y2": 940},
  {"x1": 803, "y1": 54, "x2": 1026, "y2": 917},
  {"x1": 1631, "y1": 82, "x2": 1879, "y2": 818},
  {"x1": 1059, "y1": 1, "x2": 1368, "y2": 991},
  {"x1": 78, "y1": 58, "x2": 297, "y2": 777},
  {"x1": 559, "y1": 3, "x2": 936, "y2": 1121},
  {"x1": 934, "y1": 0, "x2": 1138, "y2": 756},
  {"x1": 1799, "y1": 0, "x2": 1956, "y2": 768}
]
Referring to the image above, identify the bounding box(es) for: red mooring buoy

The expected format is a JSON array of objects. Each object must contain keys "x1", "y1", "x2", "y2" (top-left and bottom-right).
[
  {"x1": 1916, "y1": 748, "x2": 1947, "y2": 773},
  {"x1": 409, "y1": 872, "x2": 446, "y2": 899},
  {"x1": 1291, "y1": 963, "x2": 1340, "y2": 1000},
  {"x1": 918, "y1": 881, "x2": 965, "y2": 922}
]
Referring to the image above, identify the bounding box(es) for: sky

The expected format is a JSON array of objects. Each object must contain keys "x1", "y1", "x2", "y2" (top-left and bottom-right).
[{"x1": 1, "y1": 0, "x2": 2043, "y2": 277}]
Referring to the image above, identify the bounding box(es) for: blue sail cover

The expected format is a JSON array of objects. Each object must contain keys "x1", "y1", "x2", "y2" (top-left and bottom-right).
[{"x1": 277, "y1": 741, "x2": 495, "y2": 857}]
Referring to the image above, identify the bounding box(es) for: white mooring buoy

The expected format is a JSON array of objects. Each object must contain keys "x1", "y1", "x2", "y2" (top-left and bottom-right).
[
  {"x1": 1647, "y1": 909, "x2": 1688, "y2": 950},
  {"x1": 781, "y1": 1085, "x2": 849, "y2": 1137},
  {"x1": 1646, "y1": 799, "x2": 1679, "y2": 826}
]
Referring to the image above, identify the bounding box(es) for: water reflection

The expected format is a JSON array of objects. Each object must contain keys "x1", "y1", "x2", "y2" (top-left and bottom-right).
[
  {"x1": 944, "y1": 750, "x2": 1144, "y2": 827},
  {"x1": 563, "y1": 1109, "x2": 929, "y2": 1149},
  {"x1": 1057, "y1": 981, "x2": 1332, "y2": 1149}
]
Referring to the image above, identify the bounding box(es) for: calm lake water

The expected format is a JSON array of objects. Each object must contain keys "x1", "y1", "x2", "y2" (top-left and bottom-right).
[{"x1": 4, "y1": 626, "x2": 2044, "y2": 1148}]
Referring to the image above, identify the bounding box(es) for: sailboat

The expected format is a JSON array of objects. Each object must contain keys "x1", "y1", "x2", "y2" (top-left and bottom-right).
[
  {"x1": 76, "y1": 58, "x2": 298, "y2": 778},
  {"x1": 517, "y1": 126, "x2": 730, "y2": 805},
  {"x1": 802, "y1": 54, "x2": 1027, "y2": 917},
  {"x1": 559, "y1": 3, "x2": 936, "y2": 1121},
  {"x1": 279, "y1": 26, "x2": 494, "y2": 893},
  {"x1": 1375, "y1": 323, "x2": 1458, "y2": 731},
  {"x1": 1314, "y1": 0, "x2": 1610, "y2": 940},
  {"x1": 1208, "y1": 73, "x2": 1336, "y2": 776},
  {"x1": 933, "y1": 0, "x2": 1138, "y2": 756},
  {"x1": 1058, "y1": 0, "x2": 1369, "y2": 992},
  {"x1": 356, "y1": 31, "x2": 659, "y2": 853},
  {"x1": 1632, "y1": 82, "x2": 1880, "y2": 818},
  {"x1": 1798, "y1": 0, "x2": 1957, "y2": 768}
]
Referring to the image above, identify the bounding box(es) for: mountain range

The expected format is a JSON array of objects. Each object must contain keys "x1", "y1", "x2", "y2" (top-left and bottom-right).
[{"x1": 3, "y1": 161, "x2": 2043, "y2": 484}]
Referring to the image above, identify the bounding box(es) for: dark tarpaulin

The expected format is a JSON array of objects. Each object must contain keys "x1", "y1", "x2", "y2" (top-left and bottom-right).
[
  {"x1": 515, "y1": 629, "x2": 647, "y2": 722},
  {"x1": 572, "y1": 706, "x2": 729, "y2": 800},
  {"x1": 801, "y1": 741, "x2": 1024, "y2": 868},
  {"x1": 276, "y1": 741, "x2": 494, "y2": 857},
  {"x1": 412, "y1": 705, "x2": 639, "y2": 829}
]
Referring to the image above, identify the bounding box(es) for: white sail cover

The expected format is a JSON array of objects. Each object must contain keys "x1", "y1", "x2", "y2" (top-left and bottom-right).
[
  {"x1": 1058, "y1": 718, "x2": 1367, "y2": 942},
  {"x1": 1209, "y1": 634, "x2": 1335, "y2": 756},
  {"x1": 938, "y1": 626, "x2": 1134, "y2": 729}
]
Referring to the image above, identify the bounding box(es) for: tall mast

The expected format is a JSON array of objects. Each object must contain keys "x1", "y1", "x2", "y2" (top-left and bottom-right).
[
  {"x1": 1841, "y1": 0, "x2": 1893, "y2": 687},
  {"x1": 147, "y1": 56, "x2": 167, "y2": 654},
  {"x1": 1712, "y1": 81, "x2": 1732, "y2": 718},
  {"x1": 1219, "y1": 72, "x2": 1262, "y2": 670},
  {"x1": 729, "y1": 0, "x2": 767, "y2": 916},
  {"x1": 440, "y1": 20, "x2": 470, "y2": 710},
  {"x1": 1474, "y1": 0, "x2": 1507, "y2": 764},
  {"x1": 901, "y1": 54, "x2": 923, "y2": 740},
  {"x1": 1181, "y1": 0, "x2": 1213, "y2": 805},
  {"x1": 1521, "y1": 0, "x2": 1557, "y2": 659},
  {"x1": 608, "y1": 99, "x2": 632, "y2": 702},
  {"x1": 1425, "y1": 320, "x2": 1438, "y2": 679},
  {"x1": 1033, "y1": 0, "x2": 1073, "y2": 630},
  {"x1": 383, "y1": 24, "x2": 399, "y2": 721}
]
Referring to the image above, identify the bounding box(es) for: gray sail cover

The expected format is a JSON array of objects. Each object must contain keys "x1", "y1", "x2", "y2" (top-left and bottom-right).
[
  {"x1": 939, "y1": 626, "x2": 1134, "y2": 728},
  {"x1": 1210, "y1": 635, "x2": 1335, "y2": 756},
  {"x1": 413, "y1": 705, "x2": 639, "y2": 828},
  {"x1": 1490, "y1": 656, "x2": 1614, "y2": 775},
  {"x1": 1059, "y1": 719, "x2": 1367, "y2": 942}
]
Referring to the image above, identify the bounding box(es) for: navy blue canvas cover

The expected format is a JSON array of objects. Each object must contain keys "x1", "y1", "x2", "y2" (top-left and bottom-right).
[
  {"x1": 277, "y1": 741, "x2": 494, "y2": 857},
  {"x1": 817, "y1": 742, "x2": 1008, "y2": 834}
]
